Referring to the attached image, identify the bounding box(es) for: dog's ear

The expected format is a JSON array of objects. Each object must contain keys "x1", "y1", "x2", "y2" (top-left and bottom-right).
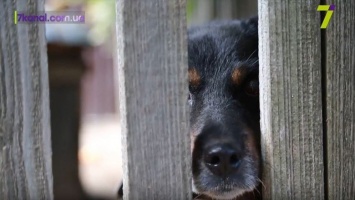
[
  {"x1": 242, "y1": 16, "x2": 258, "y2": 35},
  {"x1": 235, "y1": 16, "x2": 258, "y2": 60},
  {"x1": 246, "y1": 16, "x2": 258, "y2": 26}
]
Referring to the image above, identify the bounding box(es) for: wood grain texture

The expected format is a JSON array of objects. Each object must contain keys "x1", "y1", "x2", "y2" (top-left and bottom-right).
[
  {"x1": 259, "y1": 1, "x2": 324, "y2": 199},
  {"x1": 325, "y1": 1, "x2": 355, "y2": 199},
  {"x1": 0, "y1": 0, "x2": 53, "y2": 199},
  {"x1": 115, "y1": 0, "x2": 191, "y2": 199}
]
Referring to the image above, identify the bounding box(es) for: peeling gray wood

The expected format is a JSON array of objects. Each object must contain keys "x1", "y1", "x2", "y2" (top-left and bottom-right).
[
  {"x1": 325, "y1": 1, "x2": 355, "y2": 199},
  {"x1": 259, "y1": 1, "x2": 324, "y2": 199},
  {"x1": 115, "y1": 0, "x2": 191, "y2": 199},
  {"x1": 0, "y1": 0, "x2": 53, "y2": 199}
]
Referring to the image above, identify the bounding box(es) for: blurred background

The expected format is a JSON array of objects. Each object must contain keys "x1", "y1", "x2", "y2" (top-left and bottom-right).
[{"x1": 44, "y1": 0, "x2": 256, "y2": 199}]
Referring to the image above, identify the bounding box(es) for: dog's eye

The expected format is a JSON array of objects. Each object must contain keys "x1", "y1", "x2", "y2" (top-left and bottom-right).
[{"x1": 245, "y1": 79, "x2": 259, "y2": 96}]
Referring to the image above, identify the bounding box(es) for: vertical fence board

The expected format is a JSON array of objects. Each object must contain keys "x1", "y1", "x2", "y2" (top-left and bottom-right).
[
  {"x1": 115, "y1": 0, "x2": 191, "y2": 199},
  {"x1": 259, "y1": 1, "x2": 324, "y2": 199},
  {"x1": 325, "y1": 1, "x2": 355, "y2": 199},
  {"x1": 0, "y1": 0, "x2": 53, "y2": 199}
]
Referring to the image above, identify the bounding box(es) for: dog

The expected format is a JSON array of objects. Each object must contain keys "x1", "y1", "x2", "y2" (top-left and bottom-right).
[
  {"x1": 188, "y1": 16, "x2": 261, "y2": 200},
  {"x1": 118, "y1": 16, "x2": 261, "y2": 200}
]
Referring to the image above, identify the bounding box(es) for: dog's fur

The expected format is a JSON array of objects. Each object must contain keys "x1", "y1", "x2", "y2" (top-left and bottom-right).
[
  {"x1": 118, "y1": 17, "x2": 261, "y2": 200},
  {"x1": 188, "y1": 17, "x2": 261, "y2": 199}
]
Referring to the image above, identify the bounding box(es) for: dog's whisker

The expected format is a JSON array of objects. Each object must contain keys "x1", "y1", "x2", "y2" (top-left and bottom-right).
[
  {"x1": 257, "y1": 178, "x2": 266, "y2": 190},
  {"x1": 193, "y1": 193, "x2": 203, "y2": 200},
  {"x1": 250, "y1": 58, "x2": 259, "y2": 66},
  {"x1": 245, "y1": 49, "x2": 257, "y2": 63},
  {"x1": 253, "y1": 185, "x2": 261, "y2": 196}
]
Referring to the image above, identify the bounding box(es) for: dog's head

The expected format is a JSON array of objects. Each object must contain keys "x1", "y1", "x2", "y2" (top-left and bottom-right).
[{"x1": 188, "y1": 17, "x2": 260, "y2": 199}]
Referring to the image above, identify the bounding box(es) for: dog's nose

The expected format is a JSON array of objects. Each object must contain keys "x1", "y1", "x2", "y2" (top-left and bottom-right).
[{"x1": 203, "y1": 144, "x2": 241, "y2": 177}]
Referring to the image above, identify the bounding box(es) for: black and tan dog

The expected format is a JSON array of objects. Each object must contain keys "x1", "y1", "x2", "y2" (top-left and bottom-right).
[
  {"x1": 188, "y1": 16, "x2": 260, "y2": 200},
  {"x1": 119, "y1": 17, "x2": 261, "y2": 200}
]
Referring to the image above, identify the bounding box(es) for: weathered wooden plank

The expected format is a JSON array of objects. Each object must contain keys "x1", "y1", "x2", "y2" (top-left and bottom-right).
[
  {"x1": 0, "y1": 0, "x2": 53, "y2": 200},
  {"x1": 259, "y1": 1, "x2": 324, "y2": 199},
  {"x1": 115, "y1": 0, "x2": 191, "y2": 199},
  {"x1": 325, "y1": 1, "x2": 355, "y2": 199}
]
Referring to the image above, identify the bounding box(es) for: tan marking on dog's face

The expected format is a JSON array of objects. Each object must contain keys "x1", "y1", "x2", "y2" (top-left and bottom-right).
[
  {"x1": 245, "y1": 128, "x2": 259, "y2": 160},
  {"x1": 188, "y1": 68, "x2": 201, "y2": 87},
  {"x1": 231, "y1": 68, "x2": 246, "y2": 85}
]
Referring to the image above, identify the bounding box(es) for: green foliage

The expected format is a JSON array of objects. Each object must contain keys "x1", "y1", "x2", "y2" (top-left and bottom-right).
[
  {"x1": 186, "y1": 0, "x2": 198, "y2": 24},
  {"x1": 85, "y1": 0, "x2": 116, "y2": 45},
  {"x1": 61, "y1": 0, "x2": 115, "y2": 45}
]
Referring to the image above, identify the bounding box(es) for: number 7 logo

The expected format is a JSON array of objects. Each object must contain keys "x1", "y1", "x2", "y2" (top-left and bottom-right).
[{"x1": 317, "y1": 4, "x2": 335, "y2": 29}]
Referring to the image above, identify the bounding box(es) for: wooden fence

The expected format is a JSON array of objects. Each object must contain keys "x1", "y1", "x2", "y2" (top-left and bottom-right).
[
  {"x1": 0, "y1": 0, "x2": 53, "y2": 199},
  {"x1": 259, "y1": 0, "x2": 355, "y2": 199},
  {"x1": 0, "y1": 0, "x2": 354, "y2": 199},
  {"x1": 115, "y1": 0, "x2": 191, "y2": 199}
]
